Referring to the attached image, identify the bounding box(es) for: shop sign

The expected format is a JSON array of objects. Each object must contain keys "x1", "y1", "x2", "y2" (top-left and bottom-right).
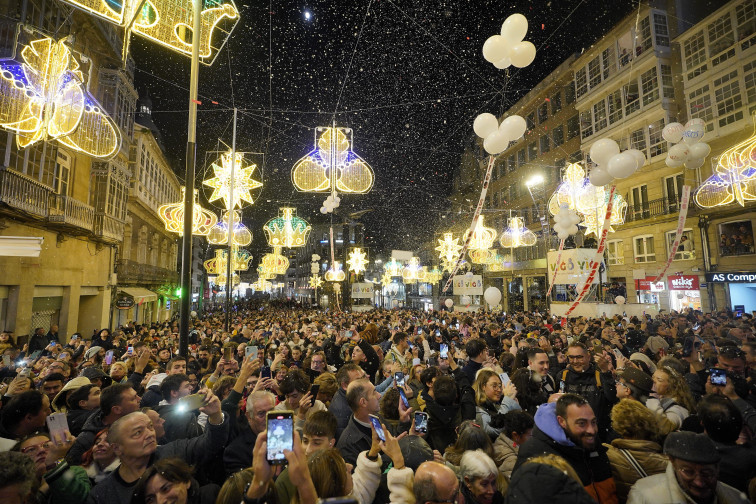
[
  {"x1": 453, "y1": 275, "x2": 483, "y2": 295},
  {"x1": 115, "y1": 296, "x2": 134, "y2": 309},
  {"x1": 706, "y1": 272, "x2": 756, "y2": 283},
  {"x1": 351, "y1": 282, "x2": 373, "y2": 299},
  {"x1": 635, "y1": 277, "x2": 665, "y2": 291},
  {"x1": 667, "y1": 275, "x2": 700, "y2": 291},
  {"x1": 546, "y1": 248, "x2": 604, "y2": 285}
]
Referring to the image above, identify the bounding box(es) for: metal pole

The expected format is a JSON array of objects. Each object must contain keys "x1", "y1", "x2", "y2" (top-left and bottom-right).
[
  {"x1": 179, "y1": 0, "x2": 202, "y2": 358},
  {"x1": 225, "y1": 108, "x2": 237, "y2": 332}
]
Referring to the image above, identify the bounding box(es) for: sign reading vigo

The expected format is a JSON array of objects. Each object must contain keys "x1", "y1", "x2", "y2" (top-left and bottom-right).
[
  {"x1": 453, "y1": 275, "x2": 483, "y2": 295},
  {"x1": 351, "y1": 282, "x2": 374, "y2": 299},
  {"x1": 546, "y1": 249, "x2": 605, "y2": 285}
]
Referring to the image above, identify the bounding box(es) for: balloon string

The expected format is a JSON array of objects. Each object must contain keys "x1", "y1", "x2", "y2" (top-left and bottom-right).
[{"x1": 652, "y1": 185, "x2": 691, "y2": 284}]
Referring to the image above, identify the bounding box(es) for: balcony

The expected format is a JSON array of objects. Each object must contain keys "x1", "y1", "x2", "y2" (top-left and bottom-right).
[
  {"x1": 117, "y1": 258, "x2": 179, "y2": 284},
  {"x1": 48, "y1": 195, "x2": 95, "y2": 232},
  {"x1": 0, "y1": 169, "x2": 51, "y2": 219},
  {"x1": 93, "y1": 212, "x2": 125, "y2": 243},
  {"x1": 624, "y1": 197, "x2": 682, "y2": 223}
]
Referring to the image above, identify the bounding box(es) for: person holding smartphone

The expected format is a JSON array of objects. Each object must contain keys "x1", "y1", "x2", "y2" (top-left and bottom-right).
[{"x1": 273, "y1": 370, "x2": 326, "y2": 431}]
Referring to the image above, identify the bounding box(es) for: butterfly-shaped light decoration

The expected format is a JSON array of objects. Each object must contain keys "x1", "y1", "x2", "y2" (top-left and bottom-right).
[
  {"x1": 465, "y1": 215, "x2": 497, "y2": 251},
  {"x1": 207, "y1": 210, "x2": 252, "y2": 246},
  {"x1": 347, "y1": 248, "x2": 369, "y2": 274},
  {"x1": 263, "y1": 207, "x2": 311, "y2": 248},
  {"x1": 204, "y1": 151, "x2": 262, "y2": 210},
  {"x1": 695, "y1": 121, "x2": 756, "y2": 208},
  {"x1": 309, "y1": 275, "x2": 323, "y2": 289},
  {"x1": 548, "y1": 163, "x2": 627, "y2": 237},
  {"x1": 292, "y1": 127, "x2": 374, "y2": 194},
  {"x1": 325, "y1": 261, "x2": 346, "y2": 282},
  {"x1": 59, "y1": 0, "x2": 239, "y2": 64},
  {"x1": 436, "y1": 232, "x2": 463, "y2": 265},
  {"x1": 159, "y1": 187, "x2": 218, "y2": 236},
  {"x1": 0, "y1": 36, "x2": 120, "y2": 158},
  {"x1": 500, "y1": 216, "x2": 537, "y2": 248}
]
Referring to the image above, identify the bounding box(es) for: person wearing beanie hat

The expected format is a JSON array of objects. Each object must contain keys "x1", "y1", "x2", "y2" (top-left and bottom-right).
[
  {"x1": 84, "y1": 345, "x2": 105, "y2": 362},
  {"x1": 626, "y1": 431, "x2": 749, "y2": 504}
]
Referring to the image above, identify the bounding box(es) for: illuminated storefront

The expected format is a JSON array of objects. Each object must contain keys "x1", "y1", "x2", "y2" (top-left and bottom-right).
[{"x1": 667, "y1": 275, "x2": 701, "y2": 312}]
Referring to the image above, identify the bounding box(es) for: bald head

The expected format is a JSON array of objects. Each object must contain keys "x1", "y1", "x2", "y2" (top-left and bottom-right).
[{"x1": 414, "y1": 461, "x2": 459, "y2": 504}]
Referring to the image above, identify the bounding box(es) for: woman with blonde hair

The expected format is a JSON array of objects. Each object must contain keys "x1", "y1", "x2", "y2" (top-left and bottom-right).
[
  {"x1": 646, "y1": 365, "x2": 695, "y2": 433},
  {"x1": 473, "y1": 369, "x2": 520, "y2": 440}
]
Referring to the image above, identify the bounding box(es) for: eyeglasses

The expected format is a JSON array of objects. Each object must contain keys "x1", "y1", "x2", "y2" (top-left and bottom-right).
[
  {"x1": 21, "y1": 441, "x2": 52, "y2": 454},
  {"x1": 567, "y1": 354, "x2": 586, "y2": 360},
  {"x1": 675, "y1": 464, "x2": 717, "y2": 481}
]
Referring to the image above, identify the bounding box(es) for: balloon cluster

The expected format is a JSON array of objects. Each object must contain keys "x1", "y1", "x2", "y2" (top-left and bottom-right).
[
  {"x1": 663, "y1": 119, "x2": 711, "y2": 170},
  {"x1": 473, "y1": 113, "x2": 527, "y2": 155},
  {"x1": 482, "y1": 14, "x2": 537, "y2": 69},
  {"x1": 588, "y1": 138, "x2": 646, "y2": 187},
  {"x1": 320, "y1": 194, "x2": 341, "y2": 214},
  {"x1": 310, "y1": 254, "x2": 321, "y2": 274},
  {"x1": 553, "y1": 205, "x2": 581, "y2": 240}
]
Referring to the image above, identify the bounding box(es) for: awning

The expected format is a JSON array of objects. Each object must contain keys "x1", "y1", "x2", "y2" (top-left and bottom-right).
[
  {"x1": 119, "y1": 287, "x2": 158, "y2": 304},
  {"x1": 0, "y1": 236, "x2": 44, "y2": 257}
]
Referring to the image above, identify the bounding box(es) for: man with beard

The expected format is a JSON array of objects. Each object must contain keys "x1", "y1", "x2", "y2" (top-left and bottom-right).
[
  {"x1": 514, "y1": 394, "x2": 618, "y2": 504},
  {"x1": 511, "y1": 348, "x2": 559, "y2": 416}
]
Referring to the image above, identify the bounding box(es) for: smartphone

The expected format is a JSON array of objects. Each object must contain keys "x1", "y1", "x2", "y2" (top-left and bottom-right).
[
  {"x1": 368, "y1": 414, "x2": 386, "y2": 442},
  {"x1": 414, "y1": 411, "x2": 428, "y2": 433},
  {"x1": 435, "y1": 330, "x2": 441, "y2": 337},
  {"x1": 127, "y1": 346, "x2": 134, "y2": 355},
  {"x1": 309, "y1": 384, "x2": 320, "y2": 406},
  {"x1": 612, "y1": 348, "x2": 623, "y2": 360},
  {"x1": 105, "y1": 350, "x2": 114, "y2": 365},
  {"x1": 177, "y1": 393, "x2": 207, "y2": 411},
  {"x1": 30, "y1": 350, "x2": 42, "y2": 360},
  {"x1": 394, "y1": 372, "x2": 405, "y2": 387},
  {"x1": 223, "y1": 347, "x2": 233, "y2": 361},
  {"x1": 261, "y1": 366, "x2": 272, "y2": 379},
  {"x1": 266, "y1": 411, "x2": 294, "y2": 464},
  {"x1": 46, "y1": 412, "x2": 69, "y2": 440},
  {"x1": 417, "y1": 328, "x2": 422, "y2": 335},
  {"x1": 440, "y1": 343, "x2": 449, "y2": 359},
  {"x1": 71, "y1": 335, "x2": 79, "y2": 340},
  {"x1": 398, "y1": 387, "x2": 410, "y2": 408},
  {"x1": 19, "y1": 367, "x2": 31, "y2": 378},
  {"x1": 710, "y1": 368, "x2": 727, "y2": 386},
  {"x1": 50, "y1": 341, "x2": 56, "y2": 347},
  {"x1": 499, "y1": 372, "x2": 510, "y2": 386},
  {"x1": 245, "y1": 346, "x2": 258, "y2": 359},
  {"x1": 559, "y1": 381, "x2": 565, "y2": 392},
  {"x1": 692, "y1": 323, "x2": 701, "y2": 331},
  {"x1": 442, "y1": 320, "x2": 446, "y2": 326},
  {"x1": 455, "y1": 323, "x2": 460, "y2": 329}
]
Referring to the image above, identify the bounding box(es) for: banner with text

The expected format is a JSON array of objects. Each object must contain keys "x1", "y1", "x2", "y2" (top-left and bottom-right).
[
  {"x1": 351, "y1": 282, "x2": 374, "y2": 299},
  {"x1": 547, "y1": 248, "x2": 605, "y2": 285},
  {"x1": 453, "y1": 275, "x2": 484, "y2": 295}
]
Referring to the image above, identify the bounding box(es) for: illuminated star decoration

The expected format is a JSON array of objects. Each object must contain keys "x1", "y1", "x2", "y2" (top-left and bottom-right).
[
  {"x1": 204, "y1": 151, "x2": 263, "y2": 210},
  {"x1": 696, "y1": 120, "x2": 756, "y2": 208},
  {"x1": 380, "y1": 272, "x2": 393, "y2": 286},
  {"x1": 465, "y1": 215, "x2": 498, "y2": 251},
  {"x1": 325, "y1": 261, "x2": 346, "y2": 282},
  {"x1": 59, "y1": 0, "x2": 240, "y2": 64},
  {"x1": 499, "y1": 217, "x2": 537, "y2": 248},
  {"x1": 347, "y1": 248, "x2": 369, "y2": 274},
  {"x1": 436, "y1": 232, "x2": 463, "y2": 264},
  {"x1": 309, "y1": 275, "x2": 323, "y2": 289},
  {"x1": 263, "y1": 207, "x2": 312, "y2": 248},
  {"x1": 207, "y1": 210, "x2": 252, "y2": 246},
  {"x1": 159, "y1": 187, "x2": 218, "y2": 236},
  {"x1": 548, "y1": 163, "x2": 627, "y2": 237},
  {"x1": 0, "y1": 36, "x2": 120, "y2": 158}
]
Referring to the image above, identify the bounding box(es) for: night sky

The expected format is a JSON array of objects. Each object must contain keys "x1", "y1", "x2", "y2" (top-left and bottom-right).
[{"x1": 132, "y1": 0, "x2": 668, "y2": 261}]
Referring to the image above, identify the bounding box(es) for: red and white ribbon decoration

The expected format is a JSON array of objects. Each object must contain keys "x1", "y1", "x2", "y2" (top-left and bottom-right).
[
  {"x1": 545, "y1": 239, "x2": 565, "y2": 299},
  {"x1": 652, "y1": 185, "x2": 691, "y2": 283},
  {"x1": 442, "y1": 155, "x2": 496, "y2": 294},
  {"x1": 563, "y1": 185, "x2": 617, "y2": 317}
]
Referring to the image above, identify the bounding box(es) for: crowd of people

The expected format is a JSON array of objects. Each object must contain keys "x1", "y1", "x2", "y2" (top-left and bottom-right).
[{"x1": 0, "y1": 300, "x2": 755, "y2": 504}]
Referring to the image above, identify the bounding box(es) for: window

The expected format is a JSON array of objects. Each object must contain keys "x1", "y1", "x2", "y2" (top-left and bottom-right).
[
  {"x1": 660, "y1": 64, "x2": 674, "y2": 98},
  {"x1": 736, "y1": 0, "x2": 756, "y2": 40},
  {"x1": 688, "y1": 85, "x2": 714, "y2": 128},
  {"x1": 602, "y1": 46, "x2": 616, "y2": 80},
  {"x1": 618, "y1": 30, "x2": 634, "y2": 67},
  {"x1": 683, "y1": 31, "x2": 706, "y2": 72},
  {"x1": 607, "y1": 89, "x2": 623, "y2": 124},
  {"x1": 745, "y1": 61, "x2": 756, "y2": 114},
  {"x1": 526, "y1": 112, "x2": 536, "y2": 130},
  {"x1": 567, "y1": 114, "x2": 580, "y2": 140},
  {"x1": 528, "y1": 141, "x2": 538, "y2": 161},
  {"x1": 640, "y1": 67, "x2": 659, "y2": 106},
  {"x1": 630, "y1": 127, "x2": 647, "y2": 153},
  {"x1": 719, "y1": 220, "x2": 755, "y2": 256},
  {"x1": 624, "y1": 81, "x2": 640, "y2": 115},
  {"x1": 634, "y1": 235, "x2": 656, "y2": 263},
  {"x1": 508, "y1": 154, "x2": 516, "y2": 172},
  {"x1": 575, "y1": 68, "x2": 588, "y2": 98},
  {"x1": 517, "y1": 149, "x2": 526, "y2": 167},
  {"x1": 588, "y1": 56, "x2": 602, "y2": 89},
  {"x1": 664, "y1": 173, "x2": 684, "y2": 211},
  {"x1": 569, "y1": 151, "x2": 582, "y2": 163},
  {"x1": 580, "y1": 109, "x2": 593, "y2": 139},
  {"x1": 666, "y1": 229, "x2": 695, "y2": 261},
  {"x1": 708, "y1": 12, "x2": 734, "y2": 57},
  {"x1": 54, "y1": 150, "x2": 71, "y2": 196},
  {"x1": 648, "y1": 119, "x2": 667, "y2": 158},
  {"x1": 551, "y1": 92, "x2": 562, "y2": 114},
  {"x1": 565, "y1": 82, "x2": 576, "y2": 104},
  {"x1": 593, "y1": 100, "x2": 607, "y2": 132},
  {"x1": 630, "y1": 184, "x2": 649, "y2": 220},
  {"x1": 653, "y1": 13, "x2": 670, "y2": 47},
  {"x1": 636, "y1": 17, "x2": 653, "y2": 57},
  {"x1": 552, "y1": 125, "x2": 564, "y2": 147},
  {"x1": 607, "y1": 240, "x2": 624, "y2": 265},
  {"x1": 540, "y1": 135, "x2": 550, "y2": 154},
  {"x1": 714, "y1": 70, "x2": 743, "y2": 127},
  {"x1": 538, "y1": 102, "x2": 548, "y2": 124}
]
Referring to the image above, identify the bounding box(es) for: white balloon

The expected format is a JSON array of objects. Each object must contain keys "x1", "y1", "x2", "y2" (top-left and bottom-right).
[
  {"x1": 557, "y1": 231, "x2": 569, "y2": 240},
  {"x1": 501, "y1": 115, "x2": 527, "y2": 139},
  {"x1": 688, "y1": 142, "x2": 711, "y2": 159},
  {"x1": 461, "y1": 295, "x2": 472, "y2": 306},
  {"x1": 320, "y1": 206, "x2": 327, "y2": 214},
  {"x1": 444, "y1": 298, "x2": 454, "y2": 308},
  {"x1": 682, "y1": 123, "x2": 705, "y2": 144},
  {"x1": 310, "y1": 264, "x2": 319, "y2": 274},
  {"x1": 482, "y1": 35, "x2": 509, "y2": 63},
  {"x1": 615, "y1": 296, "x2": 626, "y2": 305},
  {"x1": 510, "y1": 41, "x2": 536, "y2": 68},
  {"x1": 190, "y1": 311, "x2": 197, "y2": 318},
  {"x1": 589, "y1": 167, "x2": 614, "y2": 186},
  {"x1": 606, "y1": 152, "x2": 637, "y2": 179},
  {"x1": 570, "y1": 214, "x2": 581, "y2": 225},
  {"x1": 665, "y1": 156, "x2": 684, "y2": 168},
  {"x1": 668, "y1": 143, "x2": 690, "y2": 162},
  {"x1": 685, "y1": 157, "x2": 705, "y2": 170},
  {"x1": 473, "y1": 113, "x2": 499, "y2": 138},
  {"x1": 501, "y1": 13, "x2": 528, "y2": 44},
  {"x1": 685, "y1": 118, "x2": 706, "y2": 128},
  {"x1": 484, "y1": 286, "x2": 502, "y2": 307},
  {"x1": 589, "y1": 138, "x2": 620, "y2": 166},
  {"x1": 626, "y1": 148, "x2": 647, "y2": 169},
  {"x1": 662, "y1": 122, "x2": 685, "y2": 143},
  {"x1": 494, "y1": 56, "x2": 511, "y2": 69},
  {"x1": 483, "y1": 130, "x2": 510, "y2": 154},
  {"x1": 568, "y1": 224, "x2": 579, "y2": 235}
]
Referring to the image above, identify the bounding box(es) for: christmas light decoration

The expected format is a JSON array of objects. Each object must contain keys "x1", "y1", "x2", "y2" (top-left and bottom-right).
[
  {"x1": 426, "y1": 267, "x2": 443, "y2": 284},
  {"x1": 203, "y1": 248, "x2": 252, "y2": 275},
  {"x1": 465, "y1": 215, "x2": 498, "y2": 251},
  {"x1": 256, "y1": 264, "x2": 276, "y2": 280},
  {"x1": 309, "y1": 275, "x2": 323, "y2": 289},
  {"x1": 159, "y1": 187, "x2": 218, "y2": 236},
  {"x1": 442, "y1": 257, "x2": 470, "y2": 273},
  {"x1": 380, "y1": 272, "x2": 392, "y2": 286},
  {"x1": 207, "y1": 210, "x2": 252, "y2": 246},
  {"x1": 468, "y1": 248, "x2": 496, "y2": 265},
  {"x1": 263, "y1": 207, "x2": 312, "y2": 248},
  {"x1": 548, "y1": 163, "x2": 626, "y2": 236},
  {"x1": 347, "y1": 248, "x2": 369, "y2": 274},
  {"x1": 325, "y1": 261, "x2": 346, "y2": 282},
  {"x1": 215, "y1": 271, "x2": 240, "y2": 287},
  {"x1": 402, "y1": 257, "x2": 427, "y2": 282},
  {"x1": 0, "y1": 36, "x2": 120, "y2": 158},
  {"x1": 499, "y1": 216, "x2": 537, "y2": 248},
  {"x1": 203, "y1": 151, "x2": 262, "y2": 210},
  {"x1": 696, "y1": 120, "x2": 756, "y2": 208},
  {"x1": 385, "y1": 259, "x2": 403, "y2": 277},
  {"x1": 436, "y1": 232, "x2": 463, "y2": 264},
  {"x1": 59, "y1": 0, "x2": 239, "y2": 64},
  {"x1": 292, "y1": 126, "x2": 374, "y2": 194},
  {"x1": 262, "y1": 248, "x2": 289, "y2": 275},
  {"x1": 251, "y1": 278, "x2": 272, "y2": 291}
]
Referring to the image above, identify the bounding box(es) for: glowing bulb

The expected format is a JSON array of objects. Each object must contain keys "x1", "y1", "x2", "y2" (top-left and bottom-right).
[{"x1": 304, "y1": 10, "x2": 311, "y2": 20}]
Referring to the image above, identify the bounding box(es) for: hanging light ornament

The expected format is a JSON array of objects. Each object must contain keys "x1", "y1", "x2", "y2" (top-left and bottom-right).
[
  {"x1": 468, "y1": 248, "x2": 497, "y2": 265},
  {"x1": 203, "y1": 150, "x2": 263, "y2": 210},
  {"x1": 215, "y1": 271, "x2": 240, "y2": 287},
  {"x1": 309, "y1": 275, "x2": 324, "y2": 289},
  {"x1": 159, "y1": 187, "x2": 218, "y2": 236},
  {"x1": 436, "y1": 232, "x2": 463, "y2": 264},
  {"x1": 256, "y1": 264, "x2": 276, "y2": 280},
  {"x1": 263, "y1": 207, "x2": 312, "y2": 248},
  {"x1": 426, "y1": 267, "x2": 443, "y2": 284},
  {"x1": 251, "y1": 278, "x2": 272, "y2": 292},
  {"x1": 500, "y1": 216, "x2": 537, "y2": 247},
  {"x1": 385, "y1": 258, "x2": 404, "y2": 277},
  {"x1": 347, "y1": 248, "x2": 369, "y2": 274},
  {"x1": 207, "y1": 210, "x2": 252, "y2": 246},
  {"x1": 325, "y1": 261, "x2": 346, "y2": 282},
  {"x1": 402, "y1": 257, "x2": 426, "y2": 282},
  {"x1": 203, "y1": 248, "x2": 252, "y2": 275},
  {"x1": 380, "y1": 271, "x2": 393, "y2": 286},
  {"x1": 465, "y1": 215, "x2": 497, "y2": 251},
  {"x1": 262, "y1": 248, "x2": 289, "y2": 275}
]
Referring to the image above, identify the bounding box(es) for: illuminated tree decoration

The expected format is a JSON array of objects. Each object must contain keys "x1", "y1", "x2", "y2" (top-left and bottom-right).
[
  {"x1": 159, "y1": 187, "x2": 218, "y2": 236},
  {"x1": 347, "y1": 248, "x2": 369, "y2": 274},
  {"x1": 263, "y1": 207, "x2": 312, "y2": 248},
  {"x1": 59, "y1": 0, "x2": 240, "y2": 64},
  {"x1": 465, "y1": 215, "x2": 497, "y2": 251},
  {"x1": 548, "y1": 163, "x2": 627, "y2": 236},
  {"x1": 0, "y1": 36, "x2": 121, "y2": 158},
  {"x1": 207, "y1": 210, "x2": 252, "y2": 246},
  {"x1": 204, "y1": 151, "x2": 262, "y2": 210},
  {"x1": 262, "y1": 248, "x2": 289, "y2": 275},
  {"x1": 696, "y1": 121, "x2": 756, "y2": 208},
  {"x1": 309, "y1": 275, "x2": 324, "y2": 289},
  {"x1": 292, "y1": 127, "x2": 374, "y2": 194},
  {"x1": 402, "y1": 257, "x2": 426, "y2": 283},
  {"x1": 500, "y1": 216, "x2": 537, "y2": 248},
  {"x1": 325, "y1": 261, "x2": 346, "y2": 282},
  {"x1": 385, "y1": 259, "x2": 403, "y2": 277},
  {"x1": 436, "y1": 232, "x2": 463, "y2": 264}
]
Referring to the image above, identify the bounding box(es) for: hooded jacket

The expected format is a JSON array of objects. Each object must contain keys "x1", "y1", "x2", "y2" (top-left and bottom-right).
[
  {"x1": 423, "y1": 368, "x2": 476, "y2": 453},
  {"x1": 514, "y1": 402, "x2": 618, "y2": 504},
  {"x1": 505, "y1": 462, "x2": 596, "y2": 504}
]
